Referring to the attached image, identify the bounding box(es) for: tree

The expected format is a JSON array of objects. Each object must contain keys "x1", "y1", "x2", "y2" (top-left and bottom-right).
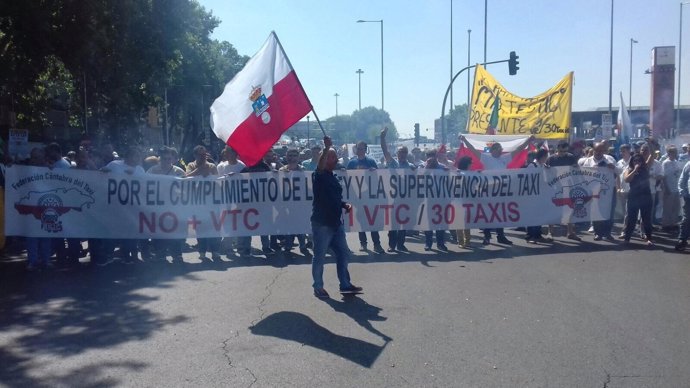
[
  {"x1": 350, "y1": 107, "x2": 397, "y2": 143},
  {"x1": 446, "y1": 103, "x2": 470, "y2": 147},
  {"x1": 0, "y1": 0, "x2": 248, "y2": 154}
]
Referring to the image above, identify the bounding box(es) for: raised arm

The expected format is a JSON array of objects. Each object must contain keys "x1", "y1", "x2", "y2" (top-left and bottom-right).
[
  {"x1": 458, "y1": 135, "x2": 481, "y2": 159},
  {"x1": 316, "y1": 136, "x2": 332, "y2": 171},
  {"x1": 380, "y1": 127, "x2": 393, "y2": 164},
  {"x1": 510, "y1": 135, "x2": 536, "y2": 159}
]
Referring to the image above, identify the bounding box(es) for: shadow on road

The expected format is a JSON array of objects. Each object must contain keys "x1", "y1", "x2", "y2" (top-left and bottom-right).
[
  {"x1": 0, "y1": 260, "x2": 189, "y2": 386},
  {"x1": 0, "y1": 225, "x2": 681, "y2": 383},
  {"x1": 324, "y1": 294, "x2": 392, "y2": 342},
  {"x1": 249, "y1": 311, "x2": 388, "y2": 368}
]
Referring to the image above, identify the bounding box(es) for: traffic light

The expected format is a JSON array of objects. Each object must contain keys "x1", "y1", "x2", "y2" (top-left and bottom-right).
[
  {"x1": 414, "y1": 123, "x2": 420, "y2": 145},
  {"x1": 509, "y1": 51, "x2": 519, "y2": 75}
]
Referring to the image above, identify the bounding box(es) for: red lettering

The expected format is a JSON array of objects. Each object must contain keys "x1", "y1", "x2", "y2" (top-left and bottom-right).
[
  {"x1": 244, "y1": 208, "x2": 259, "y2": 230},
  {"x1": 363, "y1": 205, "x2": 379, "y2": 226},
  {"x1": 211, "y1": 210, "x2": 228, "y2": 231},
  {"x1": 474, "y1": 204, "x2": 488, "y2": 223},
  {"x1": 488, "y1": 202, "x2": 503, "y2": 222},
  {"x1": 507, "y1": 202, "x2": 520, "y2": 222},
  {"x1": 462, "y1": 204, "x2": 473, "y2": 223},
  {"x1": 159, "y1": 212, "x2": 178, "y2": 233},
  {"x1": 380, "y1": 204, "x2": 393, "y2": 225},
  {"x1": 395, "y1": 204, "x2": 410, "y2": 224},
  {"x1": 139, "y1": 212, "x2": 156, "y2": 233}
]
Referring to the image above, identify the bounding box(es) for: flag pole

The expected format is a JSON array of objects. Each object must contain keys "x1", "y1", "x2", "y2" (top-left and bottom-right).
[
  {"x1": 310, "y1": 110, "x2": 328, "y2": 137},
  {"x1": 270, "y1": 31, "x2": 325, "y2": 136}
]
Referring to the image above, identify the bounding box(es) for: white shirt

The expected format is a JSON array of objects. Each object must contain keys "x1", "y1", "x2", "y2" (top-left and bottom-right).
[
  {"x1": 579, "y1": 154, "x2": 615, "y2": 168},
  {"x1": 616, "y1": 157, "x2": 630, "y2": 193},
  {"x1": 217, "y1": 160, "x2": 246, "y2": 175},
  {"x1": 662, "y1": 158, "x2": 683, "y2": 194},
  {"x1": 480, "y1": 153, "x2": 512, "y2": 171},
  {"x1": 104, "y1": 160, "x2": 145, "y2": 176},
  {"x1": 649, "y1": 160, "x2": 663, "y2": 193}
]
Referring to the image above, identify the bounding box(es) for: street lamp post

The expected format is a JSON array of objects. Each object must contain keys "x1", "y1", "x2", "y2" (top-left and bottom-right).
[
  {"x1": 630, "y1": 38, "x2": 638, "y2": 106},
  {"x1": 357, "y1": 19, "x2": 384, "y2": 110},
  {"x1": 306, "y1": 115, "x2": 310, "y2": 147},
  {"x1": 334, "y1": 93, "x2": 339, "y2": 116},
  {"x1": 467, "y1": 29, "x2": 472, "y2": 107},
  {"x1": 678, "y1": 2, "x2": 689, "y2": 133},
  {"x1": 450, "y1": 0, "x2": 454, "y2": 111},
  {"x1": 356, "y1": 69, "x2": 364, "y2": 110},
  {"x1": 483, "y1": 0, "x2": 488, "y2": 63},
  {"x1": 608, "y1": 0, "x2": 614, "y2": 115}
]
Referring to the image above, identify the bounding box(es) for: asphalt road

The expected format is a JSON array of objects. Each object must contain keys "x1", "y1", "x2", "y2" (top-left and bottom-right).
[{"x1": 1, "y1": 227, "x2": 689, "y2": 388}]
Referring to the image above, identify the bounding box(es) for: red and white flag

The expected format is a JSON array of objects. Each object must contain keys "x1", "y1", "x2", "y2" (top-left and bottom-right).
[
  {"x1": 455, "y1": 134, "x2": 533, "y2": 170},
  {"x1": 210, "y1": 32, "x2": 312, "y2": 166}
]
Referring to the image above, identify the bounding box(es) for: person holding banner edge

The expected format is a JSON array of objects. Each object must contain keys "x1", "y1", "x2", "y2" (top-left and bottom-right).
[{"x1": 311, "y1": 135, "x2": 362, "y2": 299}]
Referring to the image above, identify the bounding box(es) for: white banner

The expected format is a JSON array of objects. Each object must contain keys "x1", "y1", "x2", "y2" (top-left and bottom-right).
[{"x1": 4, "y1": 165, "x2": 614, "y2": 238}]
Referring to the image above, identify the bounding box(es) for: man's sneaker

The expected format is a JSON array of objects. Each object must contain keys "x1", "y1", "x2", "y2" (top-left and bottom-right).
[
  {"x1": 387, "y1": 247, "x2": 396, "y2": 253},
  {"x1": 437, "y1": 244, "x2": 449, "y2": 252},
  {"x1": 359, "y1": 243, "x2": 367, "y2": 252},
  {"x1": 373, "y1": 244, "x2": 385, "y2": 254},
  {"x1": 299, "y1": 246, "x2": 310, "y2": 255},
  {"x1": 262, "y1": 247, "x2": 275, "y2": 255},
  {"x1": 593, "y1": 235, "x2": 603, "y2": 241},
  {"x1": 313, "y1": 288, "x2": 330, "y2": 299},
  {"x1": 497, "y1": 236, "x2": 513, "y2": 245},
  {"x1": 211, "y1": 252, "x2": 221, "y2": 260},
  {"x1": 340, "y1": 284, "x2": 363, "y2": 294},
  {"x1": 675, "y1": 240, "x2": 687, "y2": 251},
  {"x1": 397, "y1": 245, "x2": 409, "y2": 252},
  {"x1": 424, "y1": 245, "x2": 432, "y2": 251},
  {"x1": 482, "y1": 237, "x2": 491, "y2": 245}
]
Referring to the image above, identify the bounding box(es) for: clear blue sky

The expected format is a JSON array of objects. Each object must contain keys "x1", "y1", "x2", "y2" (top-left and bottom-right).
[{"x1": 199, "y1": 0, "x2": 687, "y2": 138}]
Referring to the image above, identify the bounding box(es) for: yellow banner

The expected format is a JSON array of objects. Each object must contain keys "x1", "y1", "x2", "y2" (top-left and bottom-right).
[{"x1": 467, "y1": 65, "x2": 573, "y2": 139}]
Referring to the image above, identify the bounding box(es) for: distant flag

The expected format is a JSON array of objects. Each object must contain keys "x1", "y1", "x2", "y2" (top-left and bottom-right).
[
  {"x1": 210, "y1": 32, "x2": 312, "y2": 166},
  {"x1": 617, "y1": 92, "x2": 633, "y2": 146},
  {"x1": 455, "y1": 134, "x2": 532, "y2": 171},
  {"x1": 486, "y1": 96, "x2": 500, "y2": 135}
]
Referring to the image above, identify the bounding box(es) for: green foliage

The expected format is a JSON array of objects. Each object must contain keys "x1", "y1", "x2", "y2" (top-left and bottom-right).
[
  {"x1": 0, "y1": 0, "x2": 248, "y2": 154},
  {"x1": 445, "y1": 103, "x2": 469, "y2": 146}
]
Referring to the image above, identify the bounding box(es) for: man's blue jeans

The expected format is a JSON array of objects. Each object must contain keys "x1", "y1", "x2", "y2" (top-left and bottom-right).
[{"x1": 311, "y1": 222, "x2": 352, "y2": 290}]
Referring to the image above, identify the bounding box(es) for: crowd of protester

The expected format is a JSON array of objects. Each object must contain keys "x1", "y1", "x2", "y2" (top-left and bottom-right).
[{"x1": 4, "y1": 131, "x2": 690, "y2": 272}]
